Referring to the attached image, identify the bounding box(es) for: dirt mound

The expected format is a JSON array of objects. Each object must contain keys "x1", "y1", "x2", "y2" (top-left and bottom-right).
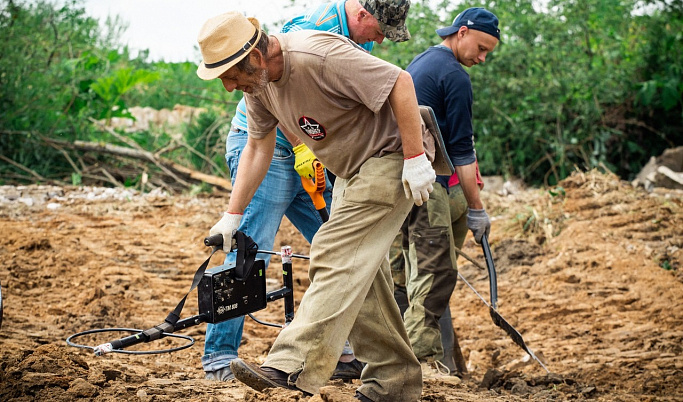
[{"x1": 1, "y1": 170, "x2": 681, "y2": 401}]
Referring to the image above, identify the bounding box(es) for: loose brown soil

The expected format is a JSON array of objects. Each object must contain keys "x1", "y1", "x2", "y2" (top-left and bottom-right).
[{"x1": 1, "y1": 170, "x2": 681, "y2": 401}]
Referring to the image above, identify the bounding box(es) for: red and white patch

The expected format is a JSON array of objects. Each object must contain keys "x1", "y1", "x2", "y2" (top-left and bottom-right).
[{"x1": 298, "y1": 116, "x2": 326, "y2": 140}]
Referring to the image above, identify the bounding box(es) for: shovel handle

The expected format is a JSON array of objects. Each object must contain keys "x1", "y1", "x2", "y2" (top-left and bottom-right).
[{"x1": 480, "y1": 234, "x2": 498, "y2": 309}]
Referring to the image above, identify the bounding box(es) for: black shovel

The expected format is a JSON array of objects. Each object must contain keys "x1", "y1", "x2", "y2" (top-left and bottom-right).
[{"x1": 458, "y1": 234, "x2": 549, "y2": 373}]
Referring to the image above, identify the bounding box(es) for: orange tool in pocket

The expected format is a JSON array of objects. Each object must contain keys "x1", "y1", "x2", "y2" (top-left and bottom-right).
[{"x1": 301, "y1": 160, "x2": 329, "y2": 223}]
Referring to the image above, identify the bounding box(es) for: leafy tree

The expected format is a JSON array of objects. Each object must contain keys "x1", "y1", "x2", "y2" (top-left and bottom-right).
[
  {"x1": 1, "y1": 0, "x2": 680, "y2": 189},
  {"x1": 1, "y1": 0, "x2": 109, "y2": 181},
  {"x1": 126, "y1": 61, "x2": 242, "y2": 111},
  {"x1": 631, "y1": 2, "x2": 682, "y2": 157},
  {"x1": 90, "y1": 67, "x2": 160, "y2": 121},
  {"x1": 0, "y1": 0, "x2": 234, "y2": 185}
]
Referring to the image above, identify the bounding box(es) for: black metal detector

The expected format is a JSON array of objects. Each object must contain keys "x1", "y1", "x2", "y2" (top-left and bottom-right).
[{"x1": 67, "y1": 231, "x2": 306, "y2": 356}]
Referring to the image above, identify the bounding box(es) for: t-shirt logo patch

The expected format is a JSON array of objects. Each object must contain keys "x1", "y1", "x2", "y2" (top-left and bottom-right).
[{"x1": 298, "y1": 116, "x2": 326, "y2": 140}]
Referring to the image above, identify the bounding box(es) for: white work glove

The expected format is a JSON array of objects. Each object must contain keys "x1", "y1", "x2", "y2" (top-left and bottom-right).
[
  {"x1": 209, "y1": 212, "x2": 243, "y2": 253},
  {"x1": 402, "y1": 152, "x2": 436, "y2": 206},
  {"x1": 466, "y1": 208, "x2": 491, "y2": 244}
]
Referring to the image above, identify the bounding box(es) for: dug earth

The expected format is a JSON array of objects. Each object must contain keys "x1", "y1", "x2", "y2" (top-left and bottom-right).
[{"x1": 0, "y1": 170, "x2": 681, "y2": 401}]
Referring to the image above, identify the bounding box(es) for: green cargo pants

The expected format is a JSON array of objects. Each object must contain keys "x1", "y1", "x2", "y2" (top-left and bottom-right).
[
  {"x1": 264, "y1": 154, "x2": 422, "y2": 402},
  {"x1": 392, "y1": 184, "x2": 468, "y2": 362}
]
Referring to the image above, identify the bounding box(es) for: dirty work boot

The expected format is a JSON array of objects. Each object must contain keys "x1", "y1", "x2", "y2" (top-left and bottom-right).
[
  {"x1": 355, "y1": 390, "x2": 374, "y2": 401},
  {"x1": 330, "y1": 358, "x2": 365, "y2": 382},
  {"x1": 204, "y1": 366, "x2": 235, "y2": 381},
  {"x1": 230, "y1": 358, "x2": 311, "y2": 396},
  {"x1": 421, "y1": 359, "x2": 462, "y2": 385}
]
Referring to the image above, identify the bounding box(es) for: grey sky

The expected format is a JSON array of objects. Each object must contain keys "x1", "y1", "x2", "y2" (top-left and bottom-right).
[{"x1": 83, "y1": 0, "x2": 314, "y2": 63}]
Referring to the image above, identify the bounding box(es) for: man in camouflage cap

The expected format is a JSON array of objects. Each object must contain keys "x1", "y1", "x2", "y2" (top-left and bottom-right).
[{"x1": 359, "y1": 0, "x2": 411, "y2": 42}]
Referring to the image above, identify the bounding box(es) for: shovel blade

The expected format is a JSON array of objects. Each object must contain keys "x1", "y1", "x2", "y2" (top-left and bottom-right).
[
  {"x1": 490, "y1": 306, "x2": 550, "y2": 373},
  {"x1": 490, "y1": 306, "x2": 530, "y2": 355}
]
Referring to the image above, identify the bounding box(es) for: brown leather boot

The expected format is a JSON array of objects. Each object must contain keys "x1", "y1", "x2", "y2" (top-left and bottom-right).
[{"x1": 230, "y1": 358, "x2": 311, "y2": 396}]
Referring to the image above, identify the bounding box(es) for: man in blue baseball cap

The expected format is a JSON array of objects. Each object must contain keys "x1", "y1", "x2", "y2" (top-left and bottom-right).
[
  {"x1": 435, "y1": 6, "x2": 500, "y2": 65},
  {"x1": 437, "y1": 7, "x2": 500, "y2": 36},
  {"x1": 394, "y1": 6, "x2": 499, "y2": 381}
]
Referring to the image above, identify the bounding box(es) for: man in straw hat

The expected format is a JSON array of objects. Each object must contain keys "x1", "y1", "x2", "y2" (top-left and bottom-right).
[
  {"x1": 202, "y1": 0, "x2": 411, "y2": 384},
  {"x1": 197, "y1": 9, "x2": 435, "y2": 401}
]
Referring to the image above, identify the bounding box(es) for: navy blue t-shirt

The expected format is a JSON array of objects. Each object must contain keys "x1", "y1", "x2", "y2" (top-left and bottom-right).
[{"x1": 406, "y1": 45, "x2": 476, "y2": 188}]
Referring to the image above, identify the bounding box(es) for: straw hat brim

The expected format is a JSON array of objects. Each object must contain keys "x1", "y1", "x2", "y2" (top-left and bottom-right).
[{"x1": 197, "y1": 17, "x2": 261, "y2": 81}]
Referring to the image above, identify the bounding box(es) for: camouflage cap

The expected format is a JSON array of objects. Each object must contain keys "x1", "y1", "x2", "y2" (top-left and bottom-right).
[{"x1": 359, "y1": 0, "x2": 411, "y2": 42}]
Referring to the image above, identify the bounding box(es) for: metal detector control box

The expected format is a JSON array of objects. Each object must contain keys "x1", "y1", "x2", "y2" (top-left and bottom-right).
[{"x1": 198, "y1": 259, "x2": 267, "y2": 324}]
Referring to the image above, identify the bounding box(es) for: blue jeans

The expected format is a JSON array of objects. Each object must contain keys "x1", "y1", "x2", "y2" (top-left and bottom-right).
[{"x1": 202, "y1": 130, "x2": 332, "y2": 372}]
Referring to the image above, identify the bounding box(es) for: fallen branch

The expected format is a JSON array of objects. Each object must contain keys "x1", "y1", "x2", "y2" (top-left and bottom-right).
[
  {"x1": 43, "y1": 137, "x2": 231, "y2": 192},
  {"x1": 0, "y1": 154, "x2": 48, "y2": 181},
  {"x1": 98, "y1": 167, "x2": 125, "y2": 188},
  {"x1": 87, "y1": 120, "x2": 193, "y2": 187}
]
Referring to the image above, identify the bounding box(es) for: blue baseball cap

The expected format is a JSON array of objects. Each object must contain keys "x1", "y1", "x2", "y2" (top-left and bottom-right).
[{"x1": 436, "y1": 7, "x2": 500, "y2": 40}]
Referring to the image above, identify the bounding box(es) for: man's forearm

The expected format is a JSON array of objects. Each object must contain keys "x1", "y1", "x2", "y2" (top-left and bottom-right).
[
  {"x1": 227, "y1": 130, "x2": 276, "y2": 213},
  {"x1": 455, "y1": 162, "x2": 484, "y2": 209},
  {"x1": 388, "y1": 71, "x2": 424, "y2": 158}
]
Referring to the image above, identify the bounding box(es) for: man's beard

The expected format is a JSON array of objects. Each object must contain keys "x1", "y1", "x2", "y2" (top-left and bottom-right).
[{"x1": 249, "y1": 69, "x2": 269, "y2": 96}]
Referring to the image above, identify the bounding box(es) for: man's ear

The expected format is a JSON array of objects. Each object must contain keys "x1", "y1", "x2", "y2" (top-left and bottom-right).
[
  {"x1": 458, "y1": 26, "x2": 468, "y2": 38},
  {"x1": 250, "y1": 49, "x2": 263, "y2": 67}
]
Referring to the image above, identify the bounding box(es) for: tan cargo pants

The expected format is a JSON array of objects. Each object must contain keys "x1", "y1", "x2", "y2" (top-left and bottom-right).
[{"x1": 264, "y1": 154, "x2": 422, "y2": 402}]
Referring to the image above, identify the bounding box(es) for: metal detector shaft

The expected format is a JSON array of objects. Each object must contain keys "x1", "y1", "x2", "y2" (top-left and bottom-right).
[
  {"x1": 204, "y1": 234, "x2": 309, "y2": 260},
  {"x1": 268, "y1": 246, "x2": 295, "y2": 324},
  {"x1": 92, "y1": 314, "x2": 207, "y2": 356},
  {"x1": 73, "y1": 233, "x2": 303, "y2": 357},
  {"x1": 253, "y1": 249, "x2": 310, "y2": 260}
]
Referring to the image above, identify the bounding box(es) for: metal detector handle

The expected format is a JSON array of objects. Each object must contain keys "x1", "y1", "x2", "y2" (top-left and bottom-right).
[
  {"x1": 205, "y1": 233, "x2": 224, "y2": 248},
  {"x1": 481, "y1": 234, "x2": 498, "y2": 310}
]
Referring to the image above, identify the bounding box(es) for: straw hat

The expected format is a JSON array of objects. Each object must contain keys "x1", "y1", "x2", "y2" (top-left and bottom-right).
[{"x1": 196, "y1": 12, "x2": 262, "y2": 80}]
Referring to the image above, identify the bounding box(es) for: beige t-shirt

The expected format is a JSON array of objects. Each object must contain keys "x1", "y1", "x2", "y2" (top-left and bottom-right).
[{"x1": 245, "y1": 30, "x2": 432, "y2": 179}]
